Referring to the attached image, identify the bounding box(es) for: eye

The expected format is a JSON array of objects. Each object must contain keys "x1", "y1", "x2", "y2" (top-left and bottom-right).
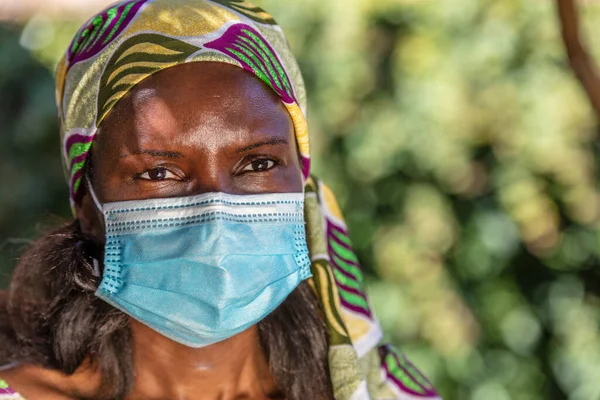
[
  {"x1": 137, "y1": 167, "x2": 179, "y2": 181},
  {"x1": 241, "y1": 159, "x2": 277, "y2": 173}
]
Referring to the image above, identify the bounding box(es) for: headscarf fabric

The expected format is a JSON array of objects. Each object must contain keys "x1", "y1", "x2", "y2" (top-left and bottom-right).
[{"x1": 55, "y1": 1, "x2": 441, "y2": 399}]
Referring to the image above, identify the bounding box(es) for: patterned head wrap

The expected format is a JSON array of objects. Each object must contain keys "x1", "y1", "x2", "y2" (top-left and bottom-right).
[
  {"x1": 56, "y1": 0, "x2": 309, "y2": 207},
  {"x1": 54, "y1": 1, "x2": 441, "y2": 399}
]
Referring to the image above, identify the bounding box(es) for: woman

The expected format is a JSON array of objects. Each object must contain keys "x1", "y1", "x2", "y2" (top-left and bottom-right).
[{"x1": 0, "y1": 1, "x2": 441, "y2": 399}]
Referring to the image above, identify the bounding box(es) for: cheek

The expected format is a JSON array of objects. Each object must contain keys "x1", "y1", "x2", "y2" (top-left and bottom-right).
[
  {"x1": 276, "y1": 138, "x2": 302, "y2": 186},
  {"x1": 290, "y1": 153, "x2": 304, "y2": 191},
  {"x1": 278, "y1": 146, "x2": 304, "y2": 193},
  {"x1": 281, "y1": 164, "x2": 304, "y2": 192},
  {"x1": 239, "y1": 164, "x2": 302, "y2": 194}
]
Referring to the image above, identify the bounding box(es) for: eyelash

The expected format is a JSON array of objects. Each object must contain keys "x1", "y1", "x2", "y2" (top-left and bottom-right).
[
  {"x1": 238, "y1": 156, "x2": 281, "y2": 174},
  {"x1": 134, "y1": 156, "x2": 281, "y2": 182},
  {"x1": 135, "y1": 167, "x2": 181, "y2": 181}
]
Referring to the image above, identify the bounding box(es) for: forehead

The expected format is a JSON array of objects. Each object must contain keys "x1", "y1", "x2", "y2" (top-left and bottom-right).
[{"x1": 96, "y1": 62, "x2": 293, "y2": 149}]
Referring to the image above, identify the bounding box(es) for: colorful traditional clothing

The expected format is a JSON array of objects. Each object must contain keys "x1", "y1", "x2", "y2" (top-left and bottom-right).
[
  {"x1": 0, "y1": 380, "x2": 23, "y2": 400},
  {"x1": 1, "y1": 1, "x2": 441, "y2": 398}
]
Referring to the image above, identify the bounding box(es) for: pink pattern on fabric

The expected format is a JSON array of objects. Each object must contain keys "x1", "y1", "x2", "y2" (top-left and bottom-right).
[
  {"x1": 205, "y1": 23, "x2": 297, "y2": 104},
  {"x1": 0, "y1": 379, "x2": 21, "y2": 399},
  {"x1": 301, "y1": 155, "x2": 310, "y2": 181},
  {"x1": 67, "y1": 0, "x2": 149, "y2": 67},
  {"x1": 64, "y1": 133, "x2": 95, "y2": 202},
  {"x1": 326, "y1": 218, "x2": 374, "y2": 319},
  {"x1": 379, "y1": 345, "x2": 440, "y2": 398}
]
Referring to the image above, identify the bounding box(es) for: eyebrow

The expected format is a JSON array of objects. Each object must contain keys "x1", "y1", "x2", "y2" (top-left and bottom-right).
[
  {"x1": 238, "y1": 137, "x2": 288, "y2": 153},
  {"x1": 120, "y1": 150, "x2": 184, "y2": 159}
]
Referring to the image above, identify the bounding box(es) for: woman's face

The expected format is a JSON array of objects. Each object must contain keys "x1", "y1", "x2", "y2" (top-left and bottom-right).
[{"x1": 78, "y1": 62, "x2": 303, "y2": 234}]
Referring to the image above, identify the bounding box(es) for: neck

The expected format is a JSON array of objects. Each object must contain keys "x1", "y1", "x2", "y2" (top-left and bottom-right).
[
  {"x1": 1, "y1": 322, "x2": 281, "y2": 400},
  {"x1": 127, "y1": 320, "x2": 280, "y2": 400}
]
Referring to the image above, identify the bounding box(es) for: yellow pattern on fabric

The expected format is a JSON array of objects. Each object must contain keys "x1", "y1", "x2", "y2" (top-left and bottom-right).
[
  {"x1": 128, "y1": 1, "x2": 237, "y2": 37},
  {"x1": 311, "y1": 261, "x2": 349, "y2": 341},
  {"x1": 55, "y1": 59, "x2": 68, "y2": 115},
  {"x1": 322, "y1": 183, "x2": 345, "y2": 222},
  {"x1": 110, "y1": 42, "x2": 182, "y2": 74},
  {"x1": 305, "y1": 183, "x2": 351, "y2": 345},
  {"x1": 211, "y1": 0, "x2": 276, "y2": 24},
  {"x1": 284, "y1": 103, "x2": 309, "y2": 157},
  {"x1": 341, "y1": 310, "x2": 374, "y2": 342},
  {"x1": 62, "y1": 44, "x2": 119, "y2": 132},
  {"x1": 97, "y1": 35, "x2": 200, "y2": 124}
]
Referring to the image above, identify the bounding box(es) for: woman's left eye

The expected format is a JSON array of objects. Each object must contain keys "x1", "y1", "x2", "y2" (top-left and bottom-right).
[{"x1": 241, "y1": 159, "x2": 277, "y2": 173}]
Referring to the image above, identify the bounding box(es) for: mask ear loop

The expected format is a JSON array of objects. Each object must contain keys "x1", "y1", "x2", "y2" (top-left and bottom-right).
[
  {"x1": 85, "y1": 175, "x2": 104, "y2": 278},
  {"x1": 92, "y1": 258, "x2": 101, "y2": 278},
  {"x1": 85, "y1": 175, "x2": 103, "y2": 213}
]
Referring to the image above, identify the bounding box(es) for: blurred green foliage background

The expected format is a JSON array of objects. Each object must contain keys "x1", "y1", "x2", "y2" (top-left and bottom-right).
[{"x1": 1, "y1": 0, "x2": 599, "y2": 399}]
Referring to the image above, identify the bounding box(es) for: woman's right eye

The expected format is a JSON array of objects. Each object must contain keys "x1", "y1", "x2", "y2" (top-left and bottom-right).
[{"x1": 137, "y1": 167, "x2": 178, "y2": 181}]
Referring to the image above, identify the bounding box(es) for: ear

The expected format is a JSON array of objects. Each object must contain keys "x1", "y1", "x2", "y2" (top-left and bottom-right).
[{"x1": 75, "y1": 184, "x2": 105, "y2": 243}]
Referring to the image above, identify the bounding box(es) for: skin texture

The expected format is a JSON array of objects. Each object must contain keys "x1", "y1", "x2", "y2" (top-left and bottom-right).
[{"x1": 3, "y1": 62, "x2": 303, "y2": 399}]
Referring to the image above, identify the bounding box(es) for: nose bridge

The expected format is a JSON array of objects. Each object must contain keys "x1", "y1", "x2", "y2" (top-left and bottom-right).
[{"x1": 191, "y1": 151, "x2": 234, "y2": 195}]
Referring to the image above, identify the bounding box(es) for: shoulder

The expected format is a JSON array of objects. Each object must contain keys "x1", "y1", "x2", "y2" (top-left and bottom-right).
[
  {"x1": 0, "y1": 365, "x2": 73, "y2": 400},
  {"x1": 0, "y1": 366, "x2": 27, "y2": 400}
]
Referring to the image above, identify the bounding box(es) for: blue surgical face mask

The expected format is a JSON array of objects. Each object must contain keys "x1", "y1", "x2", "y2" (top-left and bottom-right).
[{"x1": 87, "y1": 181, "x2": 311, "y2": 348}]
